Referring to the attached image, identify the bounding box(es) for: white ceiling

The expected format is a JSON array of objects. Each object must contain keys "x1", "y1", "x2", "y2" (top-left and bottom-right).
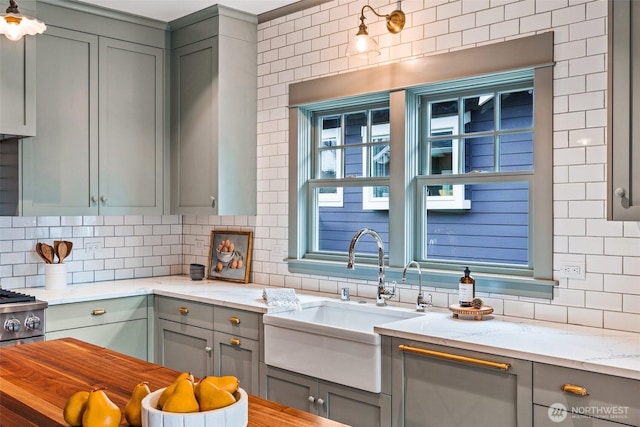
[{"x1": 74, "y1": 0, "x2": 302, "y2": 22}]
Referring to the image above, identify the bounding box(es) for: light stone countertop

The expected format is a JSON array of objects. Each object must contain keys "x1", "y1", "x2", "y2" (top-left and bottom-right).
[{"x1": 26, "y1": 276, "x2": 640, "y2": 380}]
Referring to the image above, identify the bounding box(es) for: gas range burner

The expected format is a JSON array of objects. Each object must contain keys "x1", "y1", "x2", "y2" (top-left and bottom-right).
[{"x1": 0, "y1": 289, "x2": 36, "y2": 304}]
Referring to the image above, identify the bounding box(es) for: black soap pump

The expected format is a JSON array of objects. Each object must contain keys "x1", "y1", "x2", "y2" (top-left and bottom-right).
[{"x1": 458, "y1": 267, "x2": 475, "y2": 307}]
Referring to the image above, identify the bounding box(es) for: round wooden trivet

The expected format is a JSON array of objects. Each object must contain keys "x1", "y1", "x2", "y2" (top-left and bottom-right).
[{"x1": 449, "y1": 304, "x2": 494, "y2": 320}]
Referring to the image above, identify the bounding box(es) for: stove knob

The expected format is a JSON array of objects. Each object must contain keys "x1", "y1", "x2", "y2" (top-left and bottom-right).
[
  {"x1": 4, "y1": 318, "x2": 21, "y2": 332},
  {"x1": 24, "y1": 315, "x2": 41, "y2": 330}
]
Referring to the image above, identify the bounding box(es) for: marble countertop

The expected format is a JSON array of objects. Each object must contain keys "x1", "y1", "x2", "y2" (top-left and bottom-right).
[{"x1": 25, "y1": 276, "x2": 640, "y2": 380}]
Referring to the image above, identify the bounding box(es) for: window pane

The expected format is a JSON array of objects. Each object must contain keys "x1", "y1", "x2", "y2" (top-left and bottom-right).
[
  {"x1": 430, "y1": 100, "x2": 458, "y2": 136},
  {"x1": 345, "y1": 112, "x2": 367, "y2": 145},
  {"x1": 500, "y1": 132, "x2": 533, "y2": 171},
  {"x1": 465, "y1": 136, "x2": 495, "y2": 173},
  {"x1": 345, "y1": 146, "x2": 364, "y2": 177},
  {"x1": 431, "y1": 139, "x2": 454, "y2": 174},
  {"x1": 424, "y1": 181, "x2": 529, "y2": 265},
  {"x1": 500, "y1": 89, "x2": 533, "y2": 130},
  {"x1": 315, "y1": 186, "x2": 389, "y2": 252},
  {"x1": 371, "y1": 144, "x2": 390, "y2": 177},
  {"x1": 464, "y1": 94, "x2": 495, "y2": 133}
]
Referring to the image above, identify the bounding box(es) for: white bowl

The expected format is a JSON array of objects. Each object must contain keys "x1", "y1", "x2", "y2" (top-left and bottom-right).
[
  {"x1": 141, "y1": 387, "x2": 248, "y2": 427},
  {"x1": 216, "y1": 249, "x2": 234, "y2": 263}
]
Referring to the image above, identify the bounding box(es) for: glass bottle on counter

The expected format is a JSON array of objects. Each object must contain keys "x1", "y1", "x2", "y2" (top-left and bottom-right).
[{"x1": 458, "y1": 266, "x2": 475, "y2": 307}]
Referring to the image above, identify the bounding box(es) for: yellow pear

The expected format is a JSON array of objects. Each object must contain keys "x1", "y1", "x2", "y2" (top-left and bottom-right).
[
  {"x1": 198, "y1": 375, "x2": 239, "y2": 394},
  {"x1": 162, "y1": 378, "x2": 200, "y2": 413},
  {"x1": 157, "y1": 372, "x2": 194, "y2": 409},
  {"x1": 124, "y1": 381, "x2": 151, "y2": 427},
  {"x1": 62, "y1": 390, "x2": 89, "y2": 427},
  {"x1": 196, "y1": 380, "x2": 237, "y2": 411},
  {"x1": 82, "y1": 387, "x2": 122, "y2": 427}
]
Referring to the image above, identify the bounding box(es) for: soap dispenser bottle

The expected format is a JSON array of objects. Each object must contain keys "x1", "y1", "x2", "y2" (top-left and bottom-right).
[{"x1": 458, "y1": 267, "x2": 475, "y2": 307}]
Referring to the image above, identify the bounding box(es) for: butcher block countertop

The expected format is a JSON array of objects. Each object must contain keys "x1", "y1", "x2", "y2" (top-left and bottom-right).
[{"x1": 0, "y1": 338, "x2": 348, "y2": 427}]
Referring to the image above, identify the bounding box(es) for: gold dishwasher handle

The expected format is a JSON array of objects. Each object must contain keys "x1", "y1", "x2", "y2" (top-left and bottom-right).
[
  {"x1": 229, "y1": 316, "x2": 241, "y2": 325},
  {"x1": 562, "y1": 384, "x2": 589, "y2": 396},
  {"x1": 179, "y1": 307, "x2": 189, "y2": 315},
  {"x1": 398, "y1": 344, "x2": 511, "y2": 371},
  {"x1": 91, "y1": 309, "x2": 106, "y2": 316}
]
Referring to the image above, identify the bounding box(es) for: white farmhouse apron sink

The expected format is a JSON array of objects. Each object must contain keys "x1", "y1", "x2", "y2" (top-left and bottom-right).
[{"x1": 263, "y1": 300, "x2": 423, "y2": 393}]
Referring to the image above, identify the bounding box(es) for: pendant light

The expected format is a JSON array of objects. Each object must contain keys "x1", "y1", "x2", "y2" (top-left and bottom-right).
[
  {"x1": 0, "y1": 0, "x2": 46, "y2": 41},
  {"x1": 345, "y1": 4, "x2": 405, "y2": 59}
]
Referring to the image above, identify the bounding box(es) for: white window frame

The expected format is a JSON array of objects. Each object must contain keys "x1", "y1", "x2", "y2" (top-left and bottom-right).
[
  {"x1": 362, "y1": 123, "x2": 390, "y2": 210},
  {"x1": 317, "y1": 127, "x2": 343, "y2": 207}
]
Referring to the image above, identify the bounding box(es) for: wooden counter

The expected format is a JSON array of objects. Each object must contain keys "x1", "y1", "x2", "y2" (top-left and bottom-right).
[{"x1": 0, "y1": 338, "x2": 348, "y2": 427}]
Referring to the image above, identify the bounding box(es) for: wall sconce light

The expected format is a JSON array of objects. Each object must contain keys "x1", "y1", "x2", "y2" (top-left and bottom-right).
[
  {"x1": 0, "y1": 0, "x2": 46, "y2": 41},
  {"x1": 345, "y1": 4, "x2": 405, "y2": 58}
]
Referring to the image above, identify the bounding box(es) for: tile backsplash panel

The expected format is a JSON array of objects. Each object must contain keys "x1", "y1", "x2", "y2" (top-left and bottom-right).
[
  {"x1": 3, "y1": 0, "x2": 639, "y2": 334},
  {"x1": 0, "y1": 215, "x2": 183, "y2": 288}
]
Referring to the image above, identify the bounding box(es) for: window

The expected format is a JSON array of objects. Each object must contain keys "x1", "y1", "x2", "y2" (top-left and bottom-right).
[
  {"x1": 311, "y1": 105, "x2": 391, "y2": 253},
  {"x1": 288, "y1": 34, "x2": 555, "y2": 298}
]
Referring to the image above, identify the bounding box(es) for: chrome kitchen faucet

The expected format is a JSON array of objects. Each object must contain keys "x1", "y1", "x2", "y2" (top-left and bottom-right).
[
  {"x1": 346, "y1": 228, "x2": 395, "y2": 306},
  {"x1": 402, "y1": 260, "x2": 432, "y2": 312}
]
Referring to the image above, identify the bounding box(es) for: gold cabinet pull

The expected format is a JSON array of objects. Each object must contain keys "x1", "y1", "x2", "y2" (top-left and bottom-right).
[
  {"x1": 562, "y1": 384, "x2": 589, "y2": 396},
  {"x1": 229, "y1": 316, "x2": 241, "y2": 325},
  {"x1": 229, "y1": 337, "x2": 241, "y2": 346},
  {"x1": 399, "y1": 344, "x2": 511, "y2": 371},
  {"x1": 91, "y1": 309, "x2": 106, "y2": 316},
  {"x1": 179, "y1": 307, "x2": 189, "y2": 315}
]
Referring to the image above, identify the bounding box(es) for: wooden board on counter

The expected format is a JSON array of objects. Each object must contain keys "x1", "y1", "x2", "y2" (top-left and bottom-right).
[{"x1": 0, "y1": 338, "x2": 348, "y2": 427}]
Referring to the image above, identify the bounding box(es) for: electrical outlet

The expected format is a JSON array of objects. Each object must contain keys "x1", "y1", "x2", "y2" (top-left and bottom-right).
[
  {"x1": 86, "y1": 242, "x2": 101, "y2": 253},
  {"x1": 559, "y1": 262, "x2": 585, "y2": 279}
]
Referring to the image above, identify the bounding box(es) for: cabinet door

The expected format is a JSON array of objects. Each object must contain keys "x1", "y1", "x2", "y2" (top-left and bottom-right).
[
  {"x1": 260, "y1": 364, "x2": 318, "y2": 414},
  {"x1": 319, "y1": 381, "x2": 391, "y2": 427},
  {"x1": 98, "y1": 37, "x2": 164, "y2": 215},
  {"x1": 214, "y1": 332, "x2": 259, "y2": 395},
  {"x1": 156, "y1": 319, "x2": 214, "y2": 379},
  {"x1": 0, "y1": 35, "x2": 35, "y2": 136},
  {"x1": 171, "y1": 37, "x2": 219, "y2": 215},
  {"x1": 46, "y1": 319, "x2": 148, "y2": 360},
  {"x1": 22, "y1": 26, "x2": 99, "y2": 216},
  {"x1": 392, "y1": 339, "x2": 532, "y2": 427},
  {"x1": 608, "y1": 0, "x2": 640, "y2": 220}
]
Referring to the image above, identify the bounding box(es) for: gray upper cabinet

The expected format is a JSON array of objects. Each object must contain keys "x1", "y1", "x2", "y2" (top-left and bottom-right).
[
  {"x1": 97, "y1": 37, "x2": 164, "y2": 216},
  {"x1": 0, "y1": 0, "x2": 36, "y2": 137},
  {"x1": 170, "y1": 6, "x2": 257, "y2": 216},
  {"x1": 608, "y1": 0, "x2": 640, "y2": 220},
  {"x1": 21, "y1": 2, "x2": 166, "y2": 216}
]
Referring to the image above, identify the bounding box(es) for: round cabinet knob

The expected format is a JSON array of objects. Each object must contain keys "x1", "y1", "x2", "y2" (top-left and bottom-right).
[
  {"x1": 316, "y1": 398, "x2": 325, "y2": 406},
  {"x1": 308, "y1": 396, "x2": 315, "y2": 403},
  {"x1": 90, "y1": 196, "x2": 97, "y2": 203},
  {"x1": 205, "y1": 346, "x2": 212, "y2": 353},
  {"x1": 100, "y1": 196, "x2": 107, "y2": 203},
  {"x1": 4, "y1": 318, "x2": 20, "y2": 332},
  {"x1": 615, "y1": 188, "x2": 626, "y2": 198},
  {"x1": 24, "y1": 315, "x2": 41, "y2": 330}
]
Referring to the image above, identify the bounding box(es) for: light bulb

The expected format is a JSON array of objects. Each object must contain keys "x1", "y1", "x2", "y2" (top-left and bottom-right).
[{"x1": 5, "y1": 22, "x2": 22, "y2": 40}]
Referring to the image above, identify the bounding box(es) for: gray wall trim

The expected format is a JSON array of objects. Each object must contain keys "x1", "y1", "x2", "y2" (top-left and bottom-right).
[{"x1": 290, "y1": 32, "x2": 554, "y2": 107}]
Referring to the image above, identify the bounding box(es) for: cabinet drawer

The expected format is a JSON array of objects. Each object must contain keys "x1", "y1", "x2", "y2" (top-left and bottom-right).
[
  {"x1": 534, "y1": 363, "x2": 639, "y2": 426},
  {"x1": 213, "y1": 306, "x2": 260, "y2": 340},
  {"x1": 534, "y1": 404, "x2": 630, "y2": 427},
  {"x1": 46, "y1": 296, "x2": 147, "y2": 332},
  {"x1": 156, "y1": 296, "x2": 214, "y2": 329}
]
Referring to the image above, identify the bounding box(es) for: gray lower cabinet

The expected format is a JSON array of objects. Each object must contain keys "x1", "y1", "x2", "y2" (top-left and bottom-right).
[
  {"x1": 170, "y1": 7, "x2": 257, "y2": 216},
  {"x1": 213, "y1": 306, "x2": 261, "y2": 395},
  {"x1": 391, "y1": 338, "x2": 532, "y2": 427},
  {"x1": 261, "y1": 363, "x2": 391, "y2": 427},
  {"x1": 155, "y1": 296, "x2": 215, "y2": 379},
  {"x1": 533, "y1": 363, "x2": 640, "y2": 427},
  {"x1": 46, "y1": 296, "x2": 149, "y2": 361},
  {"x1": 156, "y1": 318, "x2": 214, "y2": 379},
  {"x1": 22, "y1": 4, "x2": 165, "y2": 216}
]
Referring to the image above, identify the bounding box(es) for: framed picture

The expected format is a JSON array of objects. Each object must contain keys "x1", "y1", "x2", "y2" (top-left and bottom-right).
[{"x1": 207, "y1": 230, "x2": 253, "y2": 283}]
